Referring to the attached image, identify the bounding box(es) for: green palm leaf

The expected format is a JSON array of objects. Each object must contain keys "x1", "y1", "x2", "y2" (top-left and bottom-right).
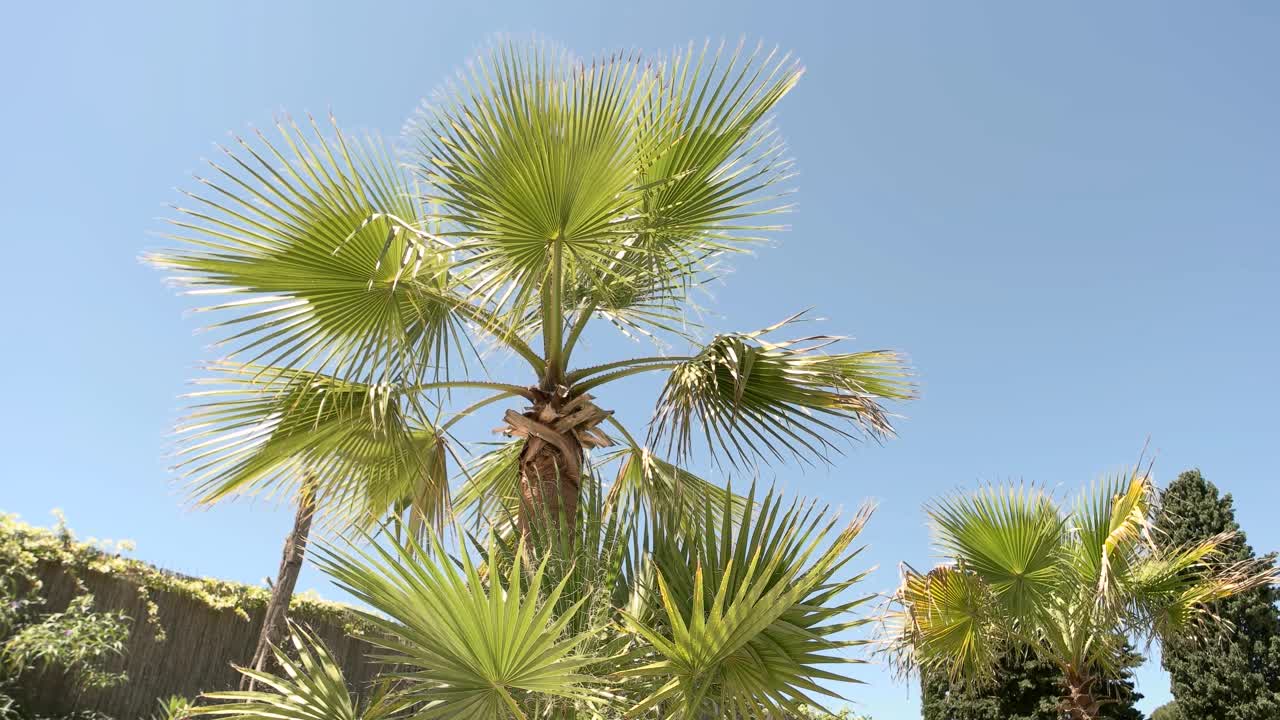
[
  {"x1": 405, "y1": 39, "x2": 805, "y2": 348},
  {"x1": 621, "y1": 486, "x2": 874, "y2": 719},
  {"x1": 650, "y1": 313, "x2": 914, "y2": 466},
  {"x1": 885, "y1": 565, "x2": 1005, "y2": 683},
  {"x1": 589, "y1": 39, "x2": 805, "y2": 342},
  {"x1": 632, "y1": 39, "x2": 800, "y2": 250},
  {"x1": 928, "y1": 485, "x2": 1065, "y2": 618},
  {"x1": 406, "y1": 40, "x2": 651, "y2": 326},
  {"x1": 451, "y1": 440, "x2": 524, "y2": 528},
  {"x1": 147, "y1": 116, "x2": 467, "y2": 384},
  {"x1": 194, "y1": 623, "x2": 389, "y2": 720},
  {"x1": 1070, "y1": 469, "x2": 1152, "y2": 602},
  {"x1": 488, "y1": 469, "x2": 643, "y2": 648},
  {"x1": 313, "y1": 531, "x2": 604, "y2": 719},
  {"x1": 175, "y1": 362, "x2": 448, "y2": 529}
]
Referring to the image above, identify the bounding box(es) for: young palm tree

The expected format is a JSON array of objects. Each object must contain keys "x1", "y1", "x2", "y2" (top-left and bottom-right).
[
  {"x1": 149, "y1": 38, "x2": 913, "y2": 714},
  {"x1": 883, "y1": 467, "x2": 1278, "y2": 720}
]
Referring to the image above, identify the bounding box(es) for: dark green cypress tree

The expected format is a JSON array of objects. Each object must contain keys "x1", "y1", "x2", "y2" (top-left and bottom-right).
[
  {"x1": 920, "y1": 647, "x2": 1142, "y2": 720},
  {"x1": 1155, "y1": 469, "x2": 1280, "y2": 719}
]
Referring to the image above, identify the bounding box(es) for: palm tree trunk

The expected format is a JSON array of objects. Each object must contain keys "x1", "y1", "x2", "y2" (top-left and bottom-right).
[
  {"x1": 241, "y1": 476, "x2": 316, "y2": 690},
  {"x1": 504, "y1": 391, "x2": 613, "y2": 534},
  {"x1": 1062, "y1": 667, "x2": 1103, "y2": 720}
]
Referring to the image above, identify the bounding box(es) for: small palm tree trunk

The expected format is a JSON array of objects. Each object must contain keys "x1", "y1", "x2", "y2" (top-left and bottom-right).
[
  {"x1": 241, "y1": 477, "x2": 317, "y2": 690},
  {"x1": 1062, "y1": 667, "x2": 1103, "y2": 720},
  {"x1": 504, "y1": 391, "x2": 614, "y2": 535}
]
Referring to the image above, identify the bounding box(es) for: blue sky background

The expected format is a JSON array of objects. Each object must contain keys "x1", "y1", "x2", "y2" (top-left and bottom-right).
[{"x1": 2, "y1": 2, "x2": 1278, "y2": 716}]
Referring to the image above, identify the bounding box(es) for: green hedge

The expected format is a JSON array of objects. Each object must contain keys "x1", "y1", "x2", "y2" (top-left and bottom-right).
[{"x1": 1, "y1": 513, "x2": 380, "y2": 720}]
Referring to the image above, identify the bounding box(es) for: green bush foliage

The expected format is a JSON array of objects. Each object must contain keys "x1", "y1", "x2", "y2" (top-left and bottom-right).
[
  {"x1": 2, "y1": 595, "x2": 130, "y2": 689},
  {"x1": 0, "y1": 513, "x2": 368, "y2": 634},
  {"x1": 1, "y1": 513, "x2": 130, "y2": 720},
  {"x1": 2, "y1": 514, "x2": 131, "y2": 701},
  {"x1": 1, "y1": 512, "x2": 372, "y2": 719},
  {"x1": 920, "y1": 647, "x2": 1142, "y2": 720}
]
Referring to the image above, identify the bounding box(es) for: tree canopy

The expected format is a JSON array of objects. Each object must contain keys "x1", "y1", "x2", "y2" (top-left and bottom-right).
[
  {"x1": 1155, "y1": 469, "x2": 1280, "y2": 719},
  {"x1": 884, "y1": 467, "x2": 1275, "y2": 720}
]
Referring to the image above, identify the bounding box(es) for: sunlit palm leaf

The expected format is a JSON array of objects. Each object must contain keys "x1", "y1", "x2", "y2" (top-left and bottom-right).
[
  {"x1": 621, "y1": 486, "x2": 873, "y2": 719},
  {"x1": 313, "y1": 531, "x2": 604, "y2": 719},
  {"x1": 147, "y1": 116, "x2": 466, "y2": 384},
  {"x1": 884, "y1": 565, "x2": 1004, "y2": 684},
  {"x1": 928, "y1": 485, "x2": 1065, "y2": 618},
  {"x1": 1070, "y1": 470, "x2": 1152, "y2": 602},
  {"x1": 629, "y1": 39, "x2": 800, "y2": 258},
  {"x1": 651, "y1": 314, "x2": 914, "y2": 467},
  {"x1": 194, "y1": 623, "x2": 386, "y2": 720},
  {"x1": 1127, "y1": 532, "x2": 1276, "y2": 639},
  {"x1": 585, "y1": 40, "x2": 805, "y2": 341},
  {"x1": 488, "y1": 472, "x2": 643, "y2": 647},
  {"x1": 405, "y1": 38, "x2": 804, "y2": 345},
  {"x1": 406, "y1": 40, "x2": 651, "y2": 324},
  {"x1": 175, "y1": 362, "x2": 448, "y2": 529}
]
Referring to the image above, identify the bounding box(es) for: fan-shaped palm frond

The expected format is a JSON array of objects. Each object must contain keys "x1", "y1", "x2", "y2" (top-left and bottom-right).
[
  {"x1": 884, "y1": 565, "x2": 1005, "y2": 683},
  {"x1": 313, "y1": 531, "x2": 604, "y2": 719},
  {"x1": 451, "y1": 440, "x2": 525, "y2": 527},
  {"x1": 630, "y1": 39, "x2": 800, "y2": 254},
  {"x1": 147, "y1": 117, "x2": 475, "y2": 384},
  {"x1": 404, "y1": 38, "x2": 805, "y2": 352},
  {"x1": 928, "y1": 485, "x2": 1065, "y2": 618},
  {"x1": 174, "y1": 362, "x2": 448, "y2": 529},
  {"x1": 650, "y1": 313, "x2": 914, "y2": 467},
  {"x1": 584, "y1": 39, "x2": 804, "y2": 343},
  {"x1": 488, "y1": 469, "x2": 644, "y2": 647},
  {"x1": 1069, "y1": 470, "x2": 1152, "y2": 602},
  {"x1": 408, "y1": 42, "x2": 650, "y2": 325},
  {"x1": 621, "y1": 487, "x2": 874, "y2": 719}
]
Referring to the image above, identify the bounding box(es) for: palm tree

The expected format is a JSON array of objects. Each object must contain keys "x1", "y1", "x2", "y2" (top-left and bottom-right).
[
  {"x1": 149, "y1": 38, "x2": 914, "y2": 712},
  {"x1": 882, "y1": 466, "x2": 1278, "y2": 720}
]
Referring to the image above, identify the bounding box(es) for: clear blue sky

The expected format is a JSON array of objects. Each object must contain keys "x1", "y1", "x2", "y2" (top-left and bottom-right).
[{"x1": 2, "y1": 2, "x2": 1277, "y2": 716}]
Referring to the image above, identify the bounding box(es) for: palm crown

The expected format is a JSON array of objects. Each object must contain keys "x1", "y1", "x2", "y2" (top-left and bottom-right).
[
  {"x1": 148, "y1": 38, "x2": 913, "y2": 535},
  {"x1": 883, "y1": 467, "x2": 1277, "y2": 720},
  {"x1": 151, "y1": 38, "x2": 912, "y2": 718}
]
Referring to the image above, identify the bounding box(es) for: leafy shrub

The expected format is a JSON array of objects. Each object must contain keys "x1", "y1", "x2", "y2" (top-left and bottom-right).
[
  {"x1": 1, "y1": 512, "x2": 130, "y2": 712},
  {"x1": 2, "y1": 595, "x2": 130, "y2": 689}
]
